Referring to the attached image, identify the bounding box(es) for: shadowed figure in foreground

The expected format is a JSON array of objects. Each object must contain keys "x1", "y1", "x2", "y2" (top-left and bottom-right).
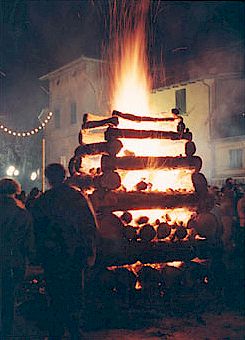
[
  {"x1": 0, "y1": 178, "x2": 34, "y2": 338},
  {"x1": 31, "y1": 163, "x2": 97, "y2": 339}
]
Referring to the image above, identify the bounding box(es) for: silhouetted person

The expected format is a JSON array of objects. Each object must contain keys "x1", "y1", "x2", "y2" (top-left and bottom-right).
[
  {"x1": 25, "y1": 187, "x2": 42, "y2": 210},
  {"x1": 0, "y1": 178, "x2": 34, "y2": 338},
  {"x1": 16, "y1": 189, "x2": 26, "y2": 205},
  {"x1": 237, "y1": 192, "x2": 245, "y2": 251},
  {"x1": 31, "y1": 163, "x2": 97, "y2": 339}
]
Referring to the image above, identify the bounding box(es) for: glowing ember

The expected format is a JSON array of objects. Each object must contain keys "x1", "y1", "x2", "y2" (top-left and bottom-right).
[
  {"x1": 118, "y1": 139, "x2": 187, "y2": 157},
  {"x1": 118, "y1": 169, "x2": 194, "y2": 192},
  {"x1": 115, "y1": 208, "x2": 194, "y2": 227}
]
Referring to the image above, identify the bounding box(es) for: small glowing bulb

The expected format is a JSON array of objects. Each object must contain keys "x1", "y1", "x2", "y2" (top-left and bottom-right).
[
  {"x1": 39, "y1": 126, "x2": 42, "y2": 130},
  {"x1": 6, "y1": 165, "x2": 15, "y2": 176},
  {"x1": 8, "y1": 130, "x2": 12, "y2": 134},
  {"x1": 30, "y1": 171, "x2": 37, "y2": 181},
  {"x1": 35, "y1": 128, "x2": 39, "y2": 132},
  {"x1": 0, "y1": 125, "x2": 4, "y2": 129},
  {"x1": 4, "y1": 128, "x2": 7, "y2": 132},
  {"x1": 13, "y1": 132, "x2": 16, "y2": 136},
  {"x1": 17, "y1": 133, "x2": 21, "y2": 136},
  {"x1": 42, "y1": 123, "x2": 45, "y2": 127},
  {"x1": 13, "y1": 169, "x2": 19, "y2": 176},
  {"x1": 22, "y1": 133, "x2": 26, "y2": 137},
  {"x1": 27, "y1": 132, "x2": 30, "y2": 136}
]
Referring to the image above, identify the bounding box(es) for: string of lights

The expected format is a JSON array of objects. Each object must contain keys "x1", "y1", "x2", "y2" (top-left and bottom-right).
[{"x1": 0, "y1": 111, "x2": 53, "y2": 137}]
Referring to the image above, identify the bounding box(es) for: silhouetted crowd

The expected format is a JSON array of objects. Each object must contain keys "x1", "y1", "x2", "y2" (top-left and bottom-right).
[
  {"x1": 0, "y1": 163, "x2": 97, "y2": 339},
  {"x1": 0, "y1": 165, "x2": 244, "y2": 339}
]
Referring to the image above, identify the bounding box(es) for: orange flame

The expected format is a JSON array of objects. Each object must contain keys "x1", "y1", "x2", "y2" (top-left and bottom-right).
[{"x1": 108, "y1": 0, "x2": 152, "y2": 115}]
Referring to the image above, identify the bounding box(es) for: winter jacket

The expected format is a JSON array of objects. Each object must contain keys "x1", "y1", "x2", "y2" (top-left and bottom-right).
[
  {"x1": 0, "y1": 195, "x2": 35, "y2": 278},
  {"x1": 30, "y1": 184, "x2": 97, "y2": 272}
]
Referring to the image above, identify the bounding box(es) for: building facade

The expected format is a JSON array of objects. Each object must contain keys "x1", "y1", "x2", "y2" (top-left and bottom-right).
[
  {"x1": 39, "y1": 56, "x2": 109, "y2": 169},
  {"x1": 149, "y1": 44, "x2": 245, "y2": 185},
  {"x1": 149, "y1": 74, "x2": 245, "y2": 185}
]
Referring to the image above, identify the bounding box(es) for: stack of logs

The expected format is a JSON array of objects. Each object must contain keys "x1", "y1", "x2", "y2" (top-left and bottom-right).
[{"x1": 69, "y1": 110, "x2": 210, "y2": 265}]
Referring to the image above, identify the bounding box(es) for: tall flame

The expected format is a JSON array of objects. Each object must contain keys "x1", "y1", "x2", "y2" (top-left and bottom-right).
[{"x1": 108, "y1": 0, "x2": 152, "y2": 114}]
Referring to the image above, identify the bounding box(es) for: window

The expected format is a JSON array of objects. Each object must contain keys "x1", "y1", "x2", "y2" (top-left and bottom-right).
[
  {"x1": 70, "y1": 102, "x2": 77, "y2": 124},
  {"x1": 229, "y1": 149, "x2": 243, "y2": 169},
  {"x1": 175, "y1": 88, "x2": 186, "y2": 115},
  {"x1": 54, "y1": 109, "x2": 60, "y2": 128}
]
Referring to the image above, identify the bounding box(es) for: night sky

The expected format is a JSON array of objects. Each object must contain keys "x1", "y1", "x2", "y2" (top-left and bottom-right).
[{"x1": 0, "y1": 0, "x2": 244, "y2": 127}]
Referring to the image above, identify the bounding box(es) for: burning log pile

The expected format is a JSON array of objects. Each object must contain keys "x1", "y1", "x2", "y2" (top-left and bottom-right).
[{"x1": 69, "y1": 109, "x2": 212, "y2": 268}]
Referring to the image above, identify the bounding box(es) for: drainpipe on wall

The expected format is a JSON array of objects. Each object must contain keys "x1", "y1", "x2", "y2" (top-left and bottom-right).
[{"x1": 201, "y1": 80, "x2": 215, "y2": 182}]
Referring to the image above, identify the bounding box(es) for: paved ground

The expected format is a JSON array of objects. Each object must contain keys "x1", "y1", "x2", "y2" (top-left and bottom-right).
[
  {"x1": 84, "y1": 312, "x2": 245, "y2": 340},
  {"x1": 14, "y1": 309, "x2": 244, "y2": 339}
]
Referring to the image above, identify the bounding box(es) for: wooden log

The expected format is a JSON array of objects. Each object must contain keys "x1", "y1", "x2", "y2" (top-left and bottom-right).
[
  {"x1": 100, "y1": 171, "x2": 121, "y2": 190},
  {"x1": 107, "y1": 139, "x2": 123, "y2": 156},
  {"x1": 82, "y1": 114, "x2": 119, "y2": 129},
  {"x1": 68, "y1": 156, "x2": 82, "y2": 176},
  {"x1": 89, "y1": 191, "x2": 199, "y2": 211},
  {"x1": 123, "y1": 225, "x2": 138, "y2": 241},
  {"x1": 74, "y1": 143, "x2": 108, "y2": 157},
  {"x1": 74, "y1": 139, "x2": 123, "y2": 158},
  {"x1": 136, "y1": 216, "x2": 149, "y2": 225},
  {"x1": 184, "y1": 128, "x2": 193, "y2": 141},
  {"x1": 96, "y1": 239, "x2": 210, "y2": 267},
  {"x1": 185, "y1": 141, "x2": 196, "y2": 156},
  {"x1": 192, "y1": 173, "x2": 208, "y2": 195},
  {"x1": 138, "y1": 266, "x2": 164, "y2": 291},
  {"x1": 114, "y1": 268, "x2": 137, "y2": 294},
  {"x1": 98, "y1": 213, "x2": 125, "y2": 240},
  {"x1": 135, "y1": 180, "x2": 148, "y2": 191},
  {"x1": 157, "y1": 223, "x2": 171, "y2": 239},
  {"x1": 120, "y1": 211, "x2": 133, "y2": 224},
  {"x1": 175, "y1": 225, "x2": 188, "y2": 240},
  {"x1": 78, "y1": 130, "x2": 83, "y2": 145},
  {"x1": 105, "y1": 127, "x2": 192, "y2": 141},
  {"x1": 161, "y1": 265, "x2": 183, "y2": 289},
  {"x1": 66, "y1": 173, "x2": 93, "y2": 190},
  {"x1": 138, "y1": 240, "x2": 199, "y2": 264},
  {"x1": 101, "y1": 155, "x2": 202, "y2": 171},
  {"x1": 112, "y1": 110, "x2": 177, "y2": 122},
  {"x1": 139, "y1": 224, "x2": 156, "y2": 241}
]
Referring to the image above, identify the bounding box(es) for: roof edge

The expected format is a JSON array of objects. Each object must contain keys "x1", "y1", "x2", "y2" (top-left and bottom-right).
[{"x1": 39, "y1": 55, "x2": 106, "y2": 81}]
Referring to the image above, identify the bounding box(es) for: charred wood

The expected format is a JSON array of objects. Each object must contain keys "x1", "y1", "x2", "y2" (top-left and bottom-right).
[
  {"x1": 101, "y1": 155, "x2": 202, "y2": 171},
  {"x1": 75, "y1": 143, "x2": 107, "y2": 157},
  {"x1": 74, "y1": 139, "x2": 123, "y2": 158},
  {"x1": 68, "y1": 156, "x2": 82, "y2": 176},
  {"x1": 174, "y1": 225, "x2": 188, "y2": 240},
  {"x1": 136, "y1": 216, "x2": 149, "y2": 225},
  {"x1": 139, "y1": 224, "x2": 156, "y2": 241},
  {"x1": 120, "y1": 211, "x2": 133, "y2": 224},
  {"x1": 82, "y1": 115, "x2": 119, "y2": 129},
  {"x1": 192, "y1": 173, "x2": 208, "y2": 196},
  {"x1": 96, "y1": 239, "x2": 210, "y2": 266},
  {"x1": 185, "y1": 141, "x2": 196, "y2": 157},
  {"x1": 100, "y1": 171, "x2": 121, "y2": 190},
  {"x1": 105, "y1": 127, "x2": 193, "y2": 141},
  {"x1": 97, "y1": 213, "x2": 125, "y2": 240},
  {"x1": 89, "y1": 191, "x2": 199, "y2": 211},
  {"x1": 112, "y1": 110, "x2": 177, "y2": 122},
  {"x1": 157, "y1": 223, "x2": 171, "y2": 239},
  {"x1": 123, "y1": 225, "x2": 138, "y2": 241}
]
